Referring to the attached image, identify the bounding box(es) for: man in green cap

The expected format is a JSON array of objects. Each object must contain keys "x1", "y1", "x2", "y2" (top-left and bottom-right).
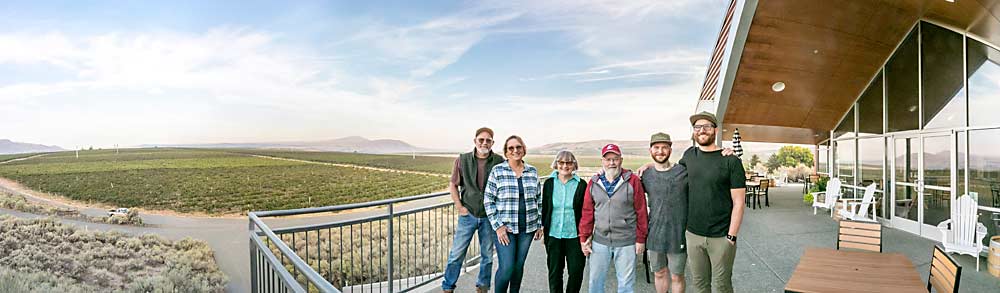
[
  {"x1": 641, "y1": 132, "x2": 690, "y2": 293},
  {"x1": 679, "y1": 111, "x2": 746, "y2": 293}
]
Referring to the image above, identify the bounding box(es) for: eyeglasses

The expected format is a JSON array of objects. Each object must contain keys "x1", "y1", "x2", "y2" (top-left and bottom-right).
[
  {"x1": 506, "y1": 145, "x2": 524, "y2": 151},
  {"x1": 692, "y1": 124, "x2": 716, "y2": 132},
  {"x1": 556, "y1": 161, "x2": 575, "y2": 166},
  {"x1": 602, "y1": 157, "x2": 622, "y2": 162},
  {"x1": 476, "y1": 138, "x2": 494, "y2": 144}
]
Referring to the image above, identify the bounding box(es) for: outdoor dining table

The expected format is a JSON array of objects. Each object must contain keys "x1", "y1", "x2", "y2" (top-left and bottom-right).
[{"x1": 784, "y1": 247, "x2": 925, "y2": 293}]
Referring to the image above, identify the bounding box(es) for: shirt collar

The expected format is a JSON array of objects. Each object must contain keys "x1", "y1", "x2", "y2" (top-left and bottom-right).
[{"x1": 549, "y1": 171, "x2": 580, "y2": 182}]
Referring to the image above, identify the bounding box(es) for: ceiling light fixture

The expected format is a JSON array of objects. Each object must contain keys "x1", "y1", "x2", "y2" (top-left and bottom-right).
[{"x1": 772, "y1": 81, "x2": 786, "y2": 92}]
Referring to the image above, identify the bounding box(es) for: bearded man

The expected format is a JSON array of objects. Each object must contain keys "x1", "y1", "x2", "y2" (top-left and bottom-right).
[{"x1": 578, "y1": 143, "x2": 648, "y2": 293}]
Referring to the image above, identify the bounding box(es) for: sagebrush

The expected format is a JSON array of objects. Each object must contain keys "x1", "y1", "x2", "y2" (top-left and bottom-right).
[{"x1": 0, "y1": 215, "x2": 227, "y2": 292}]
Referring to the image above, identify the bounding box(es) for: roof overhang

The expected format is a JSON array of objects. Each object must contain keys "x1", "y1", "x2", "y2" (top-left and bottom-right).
[{"x1": 705, "y1": 0, "x2": 1000, "y2": 144}]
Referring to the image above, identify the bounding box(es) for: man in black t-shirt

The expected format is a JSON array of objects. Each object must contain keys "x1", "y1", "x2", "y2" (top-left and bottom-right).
[{"x1": 679, "y1": 112, "x2": 746, "y2": 293}]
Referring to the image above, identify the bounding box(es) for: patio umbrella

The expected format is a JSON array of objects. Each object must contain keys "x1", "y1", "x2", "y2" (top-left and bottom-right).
[{"x1": 732, "y1": 128, "x2": 743, "y2": 158}]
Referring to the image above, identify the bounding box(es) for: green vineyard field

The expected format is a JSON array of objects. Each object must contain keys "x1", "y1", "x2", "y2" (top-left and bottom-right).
[{"x1": 0, "y1": 149, "x2": 448, "y2": 214}]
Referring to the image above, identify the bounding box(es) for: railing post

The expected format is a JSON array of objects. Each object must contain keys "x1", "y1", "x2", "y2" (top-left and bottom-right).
[
  {"x1": 387, "y1": 202, "x2": 394, "y2": 293},
  {"x1": 249, "y1": 216, "x2": 259, "y2": 293}
]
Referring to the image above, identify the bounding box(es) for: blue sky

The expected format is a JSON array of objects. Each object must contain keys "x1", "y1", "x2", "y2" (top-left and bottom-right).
[{"x1": 0, "y1": 0, "x2": 729, "y2": 150}]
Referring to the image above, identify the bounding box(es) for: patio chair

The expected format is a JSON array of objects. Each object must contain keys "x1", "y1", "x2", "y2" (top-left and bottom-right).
[
  {"x1": 838, "y1": 183, "x2": 878, "y2": 222},
  {"x1": 812, "y1": 178, "x2": 842, "y2": 217},
  {"x1": 936, "y1": 193, "x2": 988, "y2": 271},
  {"x1": 751, "y1": 179, "x2": 770, "y2": 209},
  {"x1": 928, "y1": 243, "x2": 962, "y2": 293},
  {"x1": 836, "y1": 220, "x2": 881, "y2": 253}
]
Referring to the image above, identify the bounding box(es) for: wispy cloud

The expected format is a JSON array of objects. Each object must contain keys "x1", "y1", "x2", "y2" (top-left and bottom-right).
[
  {"x1": 0, "y1": 1, "x2": 729, "y2": 150},
  {"x1": 576, "y1": 71, "x2": 702, "y2": 83},
  {"x1": 343, "y1": 10, "x2": 522, "y2": 78}
]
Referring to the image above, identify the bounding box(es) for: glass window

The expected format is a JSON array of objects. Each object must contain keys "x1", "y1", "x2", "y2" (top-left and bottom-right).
[
  {"x1": 921, "y1": 22, "x2": 966, "y2": 129},
  {"x1": 837, "y1": 139, "x2": 856, "y2": 187},
  {"x1": 922, "y1": 135, "x2": 952, "y2": 188},
  {"x1": 894, "y1": 137, "x2": 918, "y2": 183},
  {"x1": 834, "y1": 107, "x2": 855, "y2": 139},
  {"x1": 859, "y1": 137, "x2": 885, "y2": 217},
  {"x1": 969, "y1": 128, "x2": 1000, "y2": 241},
  {"x1": 895, "y1": 185, "x2": 919, "y2": 221},
  {"x1": 858, "y1": 72, "x2": 884, "y2": 135},
  {"x1": 887, "y1": 26, "x2": 920, "y2": 132},
  {"x1": 958, "y1": 131, "x2": 966, "y2": 198},
  {"x1": 818, "y1": 143, "x2": 830, "y2": 174},
  {"x1": 967, "y1": 37, "x2": 1000, "y2": 127},
  {"x1": 859, "y1": 137, "x2": 884, "y2": 188}
]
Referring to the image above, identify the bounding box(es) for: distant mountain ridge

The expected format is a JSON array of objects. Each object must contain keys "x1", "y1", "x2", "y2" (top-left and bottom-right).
[
  {"x1": 532, "y1": 139, "x2": 782, "y2": 162},
  {"x1": 141, "y1": 136, "x2": 434, "y2": 154},
  {"x1": 0, "y1": 139, "x2": 65, "y2": 154},
  {"x1": 532, "y1": 139, "x2": 694, "y2": 156}
]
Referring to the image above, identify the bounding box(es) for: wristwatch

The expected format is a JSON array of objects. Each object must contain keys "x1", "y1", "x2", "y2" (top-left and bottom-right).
[{"x1": 726, "y1": 234, "x2": 737, "y2": 242}]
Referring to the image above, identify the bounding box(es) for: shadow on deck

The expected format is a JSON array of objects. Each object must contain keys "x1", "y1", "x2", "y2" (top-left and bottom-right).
[{"x1": 450, "y1": 184, "x2": 1000, "y2": 292}]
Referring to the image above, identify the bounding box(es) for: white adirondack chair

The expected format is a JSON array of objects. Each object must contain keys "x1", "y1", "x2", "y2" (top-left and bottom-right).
[
  {"x1": 812, "y1": 178, "x2": 842, "y2": 217},
  {"x1": 937, "y1": 193, "x2": 988, "y2": 271},
  {"x1": 838, "y1": 183, "x2": 878, "y2": 222}
]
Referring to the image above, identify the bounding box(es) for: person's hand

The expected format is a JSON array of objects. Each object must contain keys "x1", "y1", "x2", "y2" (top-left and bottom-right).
[
  {"x1": 636, "y1": 243, "x2": 645, "y2": 255},
  {"x1": 496, "y1": 226, "x2": 510, "y2": 246},
  {"x1": 457, "y1": 205, "x2": 469, "y2": 215},
  {"x1": 534, "y1": 228, "x2": 544, "y2": 241},
  {"x1": 722, "y1": 147, "x2": 736, "y2": 156},
  {"x1": 727, "y1": 238, "x2": 736, "y2": 246},
  {"x1": 637, "y1": 162, "x2": 654, "y2": 177},
  {"x1": 580, "y1": 238, "x2": 593, "y2": 256}
]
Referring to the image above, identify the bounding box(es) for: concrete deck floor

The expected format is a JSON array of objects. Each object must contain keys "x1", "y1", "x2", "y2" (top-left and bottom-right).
[{"x1": 450, "y1": 184, "x2": 1000, "y2": 292}]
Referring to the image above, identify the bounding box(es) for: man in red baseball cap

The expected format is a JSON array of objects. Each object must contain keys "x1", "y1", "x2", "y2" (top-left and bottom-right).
[{"x1": 578, "y1": 143, "x2": 649, "y2": 293}]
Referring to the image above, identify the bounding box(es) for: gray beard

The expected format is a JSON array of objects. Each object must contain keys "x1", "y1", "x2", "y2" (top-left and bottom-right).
[{"x1": 604, "y1": 168, "x2": 620, "y2": 180}]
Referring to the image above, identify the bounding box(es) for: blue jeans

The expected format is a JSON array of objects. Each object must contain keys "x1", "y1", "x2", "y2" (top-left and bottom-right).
[
  {"x1": 588, "y1": 242, "x2": 636, "y2": 293},
  {"x1": 442, "y1": 214, "x2": 496, "y2": 290},
  {"x1": 494, "y1": 231, "x2": 533, "y2": 293}
]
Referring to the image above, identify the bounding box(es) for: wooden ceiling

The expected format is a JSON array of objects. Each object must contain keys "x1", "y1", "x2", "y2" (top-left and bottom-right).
[{"x1": 721, "y1": 0, "x2": 1000, "y2": 144}]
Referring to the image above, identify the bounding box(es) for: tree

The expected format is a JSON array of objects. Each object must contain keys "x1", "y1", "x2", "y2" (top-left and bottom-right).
[
  {"x1": 765, "y1": 146, "x2": 814, "y2": 172},
  {"x1": 748, "y1": 154, "x2": 761, "y2": 169}
]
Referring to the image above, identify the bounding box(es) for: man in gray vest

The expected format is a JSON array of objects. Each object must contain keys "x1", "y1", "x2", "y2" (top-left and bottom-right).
[
  {"x1": 579, "y1": 143, "x2": 649, "y2": 293},
  {"x1": 442, "y1": 127, "x2": 505, "y2": 293}
]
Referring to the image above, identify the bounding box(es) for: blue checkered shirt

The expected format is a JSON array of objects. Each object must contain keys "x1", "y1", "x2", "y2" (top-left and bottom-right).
[{"x1": 483, "y1": 161, "x2": 541, "y2": 234}]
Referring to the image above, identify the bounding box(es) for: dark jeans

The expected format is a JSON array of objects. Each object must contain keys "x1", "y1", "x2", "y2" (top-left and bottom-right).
[
  {"x1": 495, "y1": 231, "x2": 533, "y2": 292},
  {"x1": 545, "y1": 236, "x2": 586, "y2": 293}
]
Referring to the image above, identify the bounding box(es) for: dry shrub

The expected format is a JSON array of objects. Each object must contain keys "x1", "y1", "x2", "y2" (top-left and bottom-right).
[{"x1": 0, "y1": 215, "x2": 227, "y2": 292}]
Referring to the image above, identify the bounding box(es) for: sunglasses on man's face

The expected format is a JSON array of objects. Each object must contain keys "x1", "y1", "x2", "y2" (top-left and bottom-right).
[{"x1": 476, "y1": 138, "x2": 494, "y2": 144}]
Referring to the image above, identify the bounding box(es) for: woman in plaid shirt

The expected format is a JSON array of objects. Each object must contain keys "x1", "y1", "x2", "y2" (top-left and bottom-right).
[{"x1": 483, "y1": 135, "x2": 544, "y2": 292}]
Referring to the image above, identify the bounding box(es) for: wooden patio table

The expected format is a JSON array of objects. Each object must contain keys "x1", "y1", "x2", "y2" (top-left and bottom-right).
[{"x1": 784, "y1": 247, "x2": 925, "y2": 293}]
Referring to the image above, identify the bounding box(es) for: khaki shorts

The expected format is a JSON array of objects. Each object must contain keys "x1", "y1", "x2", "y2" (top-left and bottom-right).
[{"x1": 648, "y1": 250, "x2": 687, "y2": 274}]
